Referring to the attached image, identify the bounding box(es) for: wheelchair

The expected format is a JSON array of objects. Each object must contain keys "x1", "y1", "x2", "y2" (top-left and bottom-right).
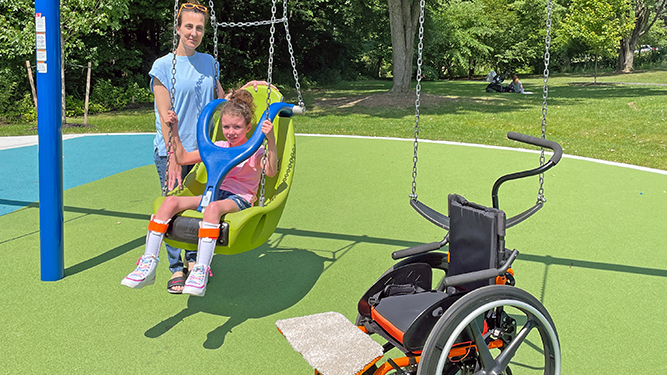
[{"x1": 278, "y1": 132, "x2": 562, "y2": 375}]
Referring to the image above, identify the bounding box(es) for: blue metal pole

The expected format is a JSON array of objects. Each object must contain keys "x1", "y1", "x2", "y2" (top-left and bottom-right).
[{"x1": 35, "y1": 0, "x2": 64, "y2": 281}]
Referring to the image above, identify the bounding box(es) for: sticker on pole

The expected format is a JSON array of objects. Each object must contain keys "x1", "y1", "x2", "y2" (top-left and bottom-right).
[
  {"x1": 37, "y1": 62, "x2": 47, "y2": 74},
  {"x1": 36, "y1": 14, "x2": 46, "y2": 32},
  {"x1": 36, "y1": 33, "x2": 46, "y2": 50}
]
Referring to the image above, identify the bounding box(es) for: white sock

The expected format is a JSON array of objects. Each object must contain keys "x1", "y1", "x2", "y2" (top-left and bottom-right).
[
  {"x1": 197, "y1": 221, "x2": 219, "y2": 267},
  {"x1": 144, "y1": 217, "x2": 170, "y2": 258}
]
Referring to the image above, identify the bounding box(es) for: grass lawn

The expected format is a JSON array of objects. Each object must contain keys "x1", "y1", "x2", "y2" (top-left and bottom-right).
[{"x1": 3, "y1": 69, "x2": 666, "y2": 170}]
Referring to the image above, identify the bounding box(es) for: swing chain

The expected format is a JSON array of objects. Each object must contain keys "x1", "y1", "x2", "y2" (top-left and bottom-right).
[
  {"x1": 538, "y1": 0, "x2": 553, "y2": 204},
  {"x1": 259, "y1": 0, "x2": 279, "y2": 207},
  {"x1": 283, "y1": 0, "x2": 305, "y2": 110},
  {"x1": 209, "y1": 0, "x2": 220, "y2": 98},
  {"x1": 410, "y1": 0, "x2": 426, "y2": 200},
  {"x1": 215, "y1": 18, "x2": 287, "y2": 28},
  {"x1": 163, "y1": 0, "x2": 180, "y2": 197}
]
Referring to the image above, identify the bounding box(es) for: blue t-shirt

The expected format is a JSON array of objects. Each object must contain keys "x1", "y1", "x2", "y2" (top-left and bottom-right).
[{"x1": 149, "y1": 52, "x2": 218, "y2": 156}]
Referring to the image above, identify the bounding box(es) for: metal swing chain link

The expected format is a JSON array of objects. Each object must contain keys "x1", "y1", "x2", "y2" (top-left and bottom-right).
[
  {"x1": 283, "y1": 0, "x2": 304, "y2": 110},
  {"x1": 215, "y1": 18, "x2": 287, "y2": 28},
  {"x1": 163, "y1": 0, "x2": 180, "y2": 196},
  {"x1": 209, "y1": 0, "x2": 220, "y2": 97},
  {"x1": 258, "y1": 0, "x2": 279, "y2": 207},
  {"x1": 410, "y1": 0, "x2": 426, "y2": 200},
  {"x1": 538, "y1": 0, "x2": 554, "y2": 203}
]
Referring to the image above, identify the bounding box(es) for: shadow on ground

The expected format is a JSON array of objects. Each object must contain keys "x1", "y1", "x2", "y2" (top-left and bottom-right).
[{"x1": 144, "y1": 243, "x2": 328, "y2": 349}]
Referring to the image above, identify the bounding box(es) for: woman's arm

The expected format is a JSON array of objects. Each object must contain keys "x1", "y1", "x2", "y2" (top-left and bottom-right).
[
  {"x1": 153, "y1": 78, "x2": 183, "y2": 190},
  {"x1": 260, "y1": 119, "x2": 278, "y2": 177},
  {"x1": 168, "y1": 120, "x2": 202, "y2": 166},
  {"x1": 216, "y1": 81, "x2": 225, "y2": 99}
]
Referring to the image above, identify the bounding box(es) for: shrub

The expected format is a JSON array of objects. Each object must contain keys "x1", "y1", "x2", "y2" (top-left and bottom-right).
[{"x1": 421, "y1": 66, "x2": 439, "y2": 81}]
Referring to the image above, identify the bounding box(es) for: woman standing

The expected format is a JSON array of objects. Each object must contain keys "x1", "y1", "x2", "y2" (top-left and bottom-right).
[{"x1": 149, "y1": 1, "x2": 221, "y2": 293}]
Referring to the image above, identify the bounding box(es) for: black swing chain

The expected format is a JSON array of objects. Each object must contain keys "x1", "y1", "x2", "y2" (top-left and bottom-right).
[
  {"x1": 282, "y1": 0, "x2": 305, "y2": 110},
  {"x1": 209, "y1": 0, "x2": 220, "y2": 98},
  {"x1": 538, "y1": 0, "x2": 554, "y2": 204},
  {"x1": 163, "y1": 0, "x2": 180, "y2": 197},
  {"x1": 410, "y1": 0, "x2": 426, "y2": 201},
  {"x1": 204, "y1": 0, "x2": 305, "y2": 207},
  {"x1": 258, "y1": 0, "x2": 279, "y2": 207}
]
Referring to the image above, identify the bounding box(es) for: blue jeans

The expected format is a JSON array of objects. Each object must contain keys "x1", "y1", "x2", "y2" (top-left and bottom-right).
[
  {"x1": 219, "y1": 190, "x2": 252, "y2": 211},
  {"x1": 154, "y1": 149, "x2": 196, "y2": 274}
]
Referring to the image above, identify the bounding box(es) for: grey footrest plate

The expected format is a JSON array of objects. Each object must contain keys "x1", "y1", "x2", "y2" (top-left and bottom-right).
[{"x1": 276, "y1": 312, "x2": 384, "y2": 375}]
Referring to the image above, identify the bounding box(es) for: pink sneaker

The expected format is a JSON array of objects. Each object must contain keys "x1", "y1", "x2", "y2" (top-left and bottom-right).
[
  {"x1": 121, "y1": 254, "x2": 158, "y2": 289},
  {"x1": 182, "y1": 264, "x2": 211, "y2": 297}
]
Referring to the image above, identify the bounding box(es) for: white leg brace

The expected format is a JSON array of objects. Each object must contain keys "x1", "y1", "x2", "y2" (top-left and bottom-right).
[{"x1": 197, "y1": 221, "x2": 219, "y2": 267}]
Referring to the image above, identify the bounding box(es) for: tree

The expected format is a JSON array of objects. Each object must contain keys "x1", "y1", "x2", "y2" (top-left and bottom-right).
[
  {"x1": 59, "y1": 0, "x2": 129, "y2": 123},
  {"x1": 0, "y1": 0, "x2": 38, "y2": 116},
  {"x1": 387, "y1": 0, "x2": 421, "y2": 93},
  {"x1": 561, "y1": 0, "x2": 633, "y2": 83},
  {"x1": 429, "y1": 0, "x2": 495, "y2": 78},
  {"x1": 617, "y1": 0, "x2": 667, "y2": 72}
]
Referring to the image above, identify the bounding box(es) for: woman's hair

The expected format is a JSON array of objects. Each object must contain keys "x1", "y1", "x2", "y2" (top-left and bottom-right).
[
  {"x1": 221, "y1": 89, "x2": 256, "y2": 126},
  {"x1": 511, "y1": 74, "x2": 518, "y2": 80},
  {"x1": 177, "y1": 0, "x2": 209, "y2": 27}
]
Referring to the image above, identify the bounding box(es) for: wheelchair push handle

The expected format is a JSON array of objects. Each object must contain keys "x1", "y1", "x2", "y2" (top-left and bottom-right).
[
  {"x1": 507, "y1": 131, "x2": 562, "y2": 165},
  {"x1": 492, "y1": 132, "x2": 563, "y2": 210}
]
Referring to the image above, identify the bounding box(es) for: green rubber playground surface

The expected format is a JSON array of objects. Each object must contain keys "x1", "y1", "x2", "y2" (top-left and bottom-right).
[{"x1": 2, "y1": 135, "x2": 666, "y2": 373}]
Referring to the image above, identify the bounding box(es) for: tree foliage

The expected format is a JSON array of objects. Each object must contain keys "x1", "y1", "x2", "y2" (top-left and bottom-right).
[{"x1": 560, "y1": 0, "x2": 633, "y2": 80}]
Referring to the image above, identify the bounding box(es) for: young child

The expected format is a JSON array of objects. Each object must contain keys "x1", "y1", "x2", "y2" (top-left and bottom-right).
[{"x1": 122, "y1": 90, "x2": 277, "y2": 296}]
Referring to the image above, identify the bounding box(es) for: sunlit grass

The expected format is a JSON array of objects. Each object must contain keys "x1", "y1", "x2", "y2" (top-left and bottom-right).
[{"x1": 2, "y1": 70, "x2": 665, "y2": 170}]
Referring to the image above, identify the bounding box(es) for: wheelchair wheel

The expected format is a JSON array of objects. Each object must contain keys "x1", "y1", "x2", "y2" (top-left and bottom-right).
[{"x1": 417, "y1": 285, "x2": 560, "y2": 375}]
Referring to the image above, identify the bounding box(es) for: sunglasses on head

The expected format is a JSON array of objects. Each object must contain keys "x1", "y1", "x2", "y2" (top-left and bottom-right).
[{"x1": 177, "y1": 3, "x2": 208, "y2": 20}]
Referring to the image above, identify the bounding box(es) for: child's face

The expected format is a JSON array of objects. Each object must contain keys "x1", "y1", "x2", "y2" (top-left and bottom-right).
[{"x1": 221, "y1": 114, "x2": 251, "y2": 147}]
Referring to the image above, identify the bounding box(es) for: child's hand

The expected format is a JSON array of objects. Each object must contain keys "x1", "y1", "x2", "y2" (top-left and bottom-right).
[{"x1": 261, "y1": 119, "x2": 274, "y2": 137}]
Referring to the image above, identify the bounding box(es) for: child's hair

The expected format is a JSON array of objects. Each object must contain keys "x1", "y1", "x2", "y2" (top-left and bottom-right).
[
  {"x1": 221, "y1": 89, "x2": 256, "y2": 126},
  {"x1": 177, "y1": 1, "x2": 209, "y2": 27}
]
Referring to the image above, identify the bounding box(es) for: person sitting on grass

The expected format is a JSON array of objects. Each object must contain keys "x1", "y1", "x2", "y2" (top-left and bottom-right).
[
  {"x1": 508, "y1": 74, "x2": 524, "y2": 94},
  {"x1": 121, "y1": 89, "x2": 277, "y2": 297}
]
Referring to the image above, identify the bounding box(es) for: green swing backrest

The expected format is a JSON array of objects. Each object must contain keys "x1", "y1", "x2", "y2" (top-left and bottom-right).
[{"x1": 154, "y1": 86, "x2": 296, "y2": 255}]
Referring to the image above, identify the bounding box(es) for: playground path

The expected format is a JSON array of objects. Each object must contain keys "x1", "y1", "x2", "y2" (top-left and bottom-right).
[{"x1": 1, "y1": 134, "x2": 666, "y2": 373}]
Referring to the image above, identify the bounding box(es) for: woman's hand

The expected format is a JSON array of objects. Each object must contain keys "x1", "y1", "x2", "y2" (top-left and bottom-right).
[
  {"x1": 242, "y1": 80, "x2": 279, "y2": 92},
  {"x1": 165, "y1": 110, "x2": 178, "y2": 128}
]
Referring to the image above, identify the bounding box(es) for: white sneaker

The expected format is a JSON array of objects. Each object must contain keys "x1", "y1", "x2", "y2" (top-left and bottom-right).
[
  {"x1": 182, "y1": 264, "x2": 211, "y2": 297},
  {"x1": 121, "y1": 254, "x2": 158, "y2": 289}
]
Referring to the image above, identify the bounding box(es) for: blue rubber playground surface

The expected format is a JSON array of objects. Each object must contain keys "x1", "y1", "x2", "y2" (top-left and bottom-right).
[
  {"x1": 1, "y1": 133, "x2": 666, "y2": 373},
  {"x1": 0, "y1": 134, "x2": 155, "y2": 216}
]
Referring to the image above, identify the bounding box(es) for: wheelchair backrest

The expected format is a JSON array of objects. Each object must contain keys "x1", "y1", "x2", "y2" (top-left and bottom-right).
[{"x1": 447, "y1": 194, "x2": 506, "y2": 292}]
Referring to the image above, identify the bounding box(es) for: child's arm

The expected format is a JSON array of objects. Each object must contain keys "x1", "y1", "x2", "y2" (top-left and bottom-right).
[
  {"x1": 169, "y1": 116, "x2": 202, "y2": 165},
  {"x1": 261, "y1": 119, "x2": 278, "y2": 177}
]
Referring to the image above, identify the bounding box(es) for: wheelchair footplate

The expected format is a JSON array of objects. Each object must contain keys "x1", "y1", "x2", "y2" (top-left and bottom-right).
[{"x1": 276, "y1": 311, "x2": 384, "y2": 375}]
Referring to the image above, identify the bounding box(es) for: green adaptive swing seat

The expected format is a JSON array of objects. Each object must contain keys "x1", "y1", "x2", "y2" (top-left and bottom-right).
[{"x1": 153, "y1": 86, "x2": 296, "y2": 255}]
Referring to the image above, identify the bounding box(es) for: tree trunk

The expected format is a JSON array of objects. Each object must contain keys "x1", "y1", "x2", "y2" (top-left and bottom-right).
[
  {"x1": 594, "y1": 54, "x2": 598, "y2": 84},
  {"x1": 616, "y1": 0, "x2": 665, "y2": 72},
  {"x1": 387, "y1": 0, "x2": 421, "y2": 93},
  {"x1": 617, "y1": 38, "x2": 635, "y2": 73}
]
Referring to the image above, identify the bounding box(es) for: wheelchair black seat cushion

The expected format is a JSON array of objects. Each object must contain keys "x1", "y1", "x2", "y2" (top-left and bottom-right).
[
  {"x1": 358, "y1": 262, "x2": 433, "y2": 318},
  {"x1": 370, "y1": 291, "x2": 462, "y2": 352}
]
